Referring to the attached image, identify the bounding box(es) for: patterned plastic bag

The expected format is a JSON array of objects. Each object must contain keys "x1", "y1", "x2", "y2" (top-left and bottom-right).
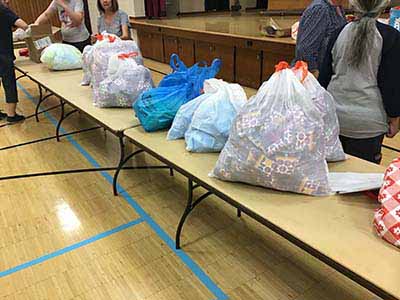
[
  {"x1": 40, "y1": 43, "x2": 82, "y2": 70},
  {"x1": 81, "y1": 33, "x2": 120, "y2": 86},
  {"x1": 211, "y1": 62, "x2": 331, "y2": 196},
  {"x1": 91, "y1": 40, "x2": 144, "y2": 105},
  {"x1": 374, "y1": 157, "x2": 400, "y2": 248},
  {"x1": 94, "y1": 52, "x2": 153, "y2": 108},
  {"x1": 292, "y1": 61, "x2": 346, "y2": 162}
]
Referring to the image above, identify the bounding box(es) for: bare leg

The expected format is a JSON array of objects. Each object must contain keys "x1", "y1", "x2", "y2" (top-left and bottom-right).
[{"x1": 5, "y1": 103, "x2": 17, "y2": 117}]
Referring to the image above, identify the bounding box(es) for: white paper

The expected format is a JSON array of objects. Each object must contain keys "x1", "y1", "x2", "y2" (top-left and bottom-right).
[{"x1": 328, "y1": 172, "x2": 384, "y2": 194}]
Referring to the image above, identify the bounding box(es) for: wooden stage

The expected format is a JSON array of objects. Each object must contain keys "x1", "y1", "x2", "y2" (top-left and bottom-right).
[{"x1": 130, "y1": 12, "x2": 298, "y2": 89}]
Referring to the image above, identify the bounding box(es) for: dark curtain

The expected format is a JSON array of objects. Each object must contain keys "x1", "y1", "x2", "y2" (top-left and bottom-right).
[
  {"x1": 256, "y1": 0, "x2": 268, "y2": 9},
  {"x1": 205, "y1": 0, "x2": 229, "y2": 11},
  {"x1": 145, "y1": 0, "x2": 166, "y2": 18}
]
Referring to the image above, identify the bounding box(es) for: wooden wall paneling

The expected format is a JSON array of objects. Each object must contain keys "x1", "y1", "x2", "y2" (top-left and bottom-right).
[
  {"x1": 235, "y1": 47, "x2": 262, "y2": 89},
  {"x1": 262, "y1": 50, "x2": 294, "y2": 82},
  {"x1": 138, "y1": 29, "x2": 165, "y2": 62},
  {"x1": 178, "y1": 38, "x2": 195, "y2": 66},
  {"x1": 163, "y1": 36, "x2": 179, "y2": 63},
  {"x1": 268, "y1": 0, "x2": 312, "y2": 10},
  {"x1": 195, "y1": 41, "x2": 234, "y2": 82},
  {"x1": 9, "y1": 0, "x2": 60, "y2": 26}
]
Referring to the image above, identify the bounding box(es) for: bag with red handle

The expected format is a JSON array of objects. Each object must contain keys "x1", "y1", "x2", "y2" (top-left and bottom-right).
[
  {"x1": 81, "y1": 32, "x2": 120, "y2": 86},
  {"x1": 374, "y1": 157, "x2": 400, "y2": 248}
]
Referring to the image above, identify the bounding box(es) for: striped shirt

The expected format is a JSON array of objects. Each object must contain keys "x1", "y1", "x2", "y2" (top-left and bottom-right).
[{"x1": 295, "y1": 0, "x2": 346, "y2": 71}]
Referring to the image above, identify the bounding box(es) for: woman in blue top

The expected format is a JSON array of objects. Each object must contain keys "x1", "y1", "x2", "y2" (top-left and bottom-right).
[{"x1": 97, "y1": 0, "x2": 130, "y2": 40}]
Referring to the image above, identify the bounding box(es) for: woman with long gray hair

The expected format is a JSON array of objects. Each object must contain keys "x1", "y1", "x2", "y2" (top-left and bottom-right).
[{"x1": 319, "y1": 0, "x2": 400, "y2": 164}]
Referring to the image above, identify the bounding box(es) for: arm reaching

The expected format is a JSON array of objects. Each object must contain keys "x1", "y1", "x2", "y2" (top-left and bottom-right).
[{"x1": 35, "y1": 4, "x2": 55, "y2": 25}]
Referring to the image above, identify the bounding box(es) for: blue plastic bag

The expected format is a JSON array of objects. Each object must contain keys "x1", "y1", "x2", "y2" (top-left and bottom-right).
[
  {"x1": 185, "y1": 80, "x2": 247, "y2": 152},
  {"x1": 133, "y1": 54, "x2": 221, "y2": 132}
]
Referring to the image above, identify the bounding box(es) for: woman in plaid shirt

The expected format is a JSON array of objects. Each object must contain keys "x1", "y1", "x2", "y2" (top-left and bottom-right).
[{"x1": 295, "y1": 0, "x2": 347, "y2": 78}]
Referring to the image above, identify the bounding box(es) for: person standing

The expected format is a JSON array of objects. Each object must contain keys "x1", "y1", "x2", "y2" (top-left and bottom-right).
[
  {"x1": 295, "y1": 0, "x2": 347, "y2": 78},
  {"x1": 96, "y1": 0, "x2": 130, "y2": 40},
  {"x1": 319, "y1": 0, "x2": 400, "y2": 164},
  {"x1": 35, "y1": 0, "x2": 90, "y2": 52},
  {"x1": 0, "y1": 0, "x2": 28, "y2": 122}
]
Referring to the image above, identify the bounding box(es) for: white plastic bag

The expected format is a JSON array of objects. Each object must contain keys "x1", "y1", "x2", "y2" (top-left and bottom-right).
[
  {"x1": 95, "y1": 53, "x2": 153, "y2": 108},
  {"x1": 13, "y1": 28, "x2": 27, "y2": 41},
  {"x1": 40, "y1": 43, "x2": 82, "y2": 70},
  {"x1": 91, "y1": 40, "x2": 144, "y2": 103},
  {"x1": 185, "y1": 79, "x2": 247, "y2": 152},
  {"x1": 81, "y1": 33, "x2": 120, "y2": 86},
  {"x1": 167, "y1": 93, "x2": 210, "y2": 140},
  {"x1": 292, "y1": 61, "x2": 346, "y2": 162},
  {"x1": 211, "y1": 62, "x2": 331, "y2": 196}
]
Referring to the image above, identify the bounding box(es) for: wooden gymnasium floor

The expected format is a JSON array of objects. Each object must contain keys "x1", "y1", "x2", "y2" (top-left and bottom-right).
[{"x1": 0, "y1": 75, "x2": 398, "y2": 300}]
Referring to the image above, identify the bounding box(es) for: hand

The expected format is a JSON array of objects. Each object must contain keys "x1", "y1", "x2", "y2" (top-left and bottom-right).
[{"x1": 386, "y1": 117, "x2": 400, "y2": 138}]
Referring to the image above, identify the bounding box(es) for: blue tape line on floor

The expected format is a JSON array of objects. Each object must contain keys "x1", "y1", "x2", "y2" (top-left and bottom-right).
[
  {"x1": 17, "y1": 83, "x2": 228, "y2": 300},
  {"x1": 0, "y1": 218, "x2": 144, "y2": 277}
]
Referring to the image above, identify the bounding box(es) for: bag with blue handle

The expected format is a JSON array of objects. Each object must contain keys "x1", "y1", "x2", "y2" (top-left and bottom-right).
[{"x1": 133, "y1": 54, "x2": 221, "y2": 132}]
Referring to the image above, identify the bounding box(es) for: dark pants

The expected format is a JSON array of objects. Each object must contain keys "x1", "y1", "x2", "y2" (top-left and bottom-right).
[
  {"x1": 339, "y1": 134, "x2": 385, "y2": 164},
  {"x1": 63, "y1": 37, "x2": 91, "y2": 53},
  {"x1": 0, "y1": 59, "x2": 18, "y2": 104}
]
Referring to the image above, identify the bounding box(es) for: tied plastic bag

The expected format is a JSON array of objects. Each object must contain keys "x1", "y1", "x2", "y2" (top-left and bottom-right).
[
  {"x1": 374, "y1": 157, "x2": 400, "y2": 248},
  {"x1": 92, "y1": 40, "x2": 144, "y2": 103},
  {"x1": 40, "y1": 43, "x2": 82, "y2": 70},
  {"x1": 211, "y1": 62, "x2": 331, "y2": 196},
  {"x1": 95, "y1": 52, "x2": 153, "y2": 108},
  {"x1": 167, "y1": 93, "x2": 210, "y2": 140},
  {"x1": 13, "y1": 28, "x2": 27, "y2": 41},
  {"x1": 133, "y1": 54, "x2": 221, "y2": 132},
  {"x1": 292, "y1": 61, "x2": 346, "y2": 162},
  {"x1": 81, "y1": 33, "x2": 120, "y2": 86},
  {"x1": 185, "y1": 79, "x2": 247, "y2": 152}
]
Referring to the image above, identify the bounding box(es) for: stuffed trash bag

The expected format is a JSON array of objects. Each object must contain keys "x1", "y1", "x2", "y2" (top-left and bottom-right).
[
  {"x1": 133, "y1": 54, "x2": 221, "y2": 132},
  {"x1": 81, "y1": 33, "x2": 121, "y2": 86},
  {"x1": 167, "y1": 93, "x2": 210, "y2": 140},
  {"x1": 95, "y1": 52, "x2": 153, "y2": 108},
  {"x1": 292, "y1": 61, "x2": 346, "y2": 162},
  {"x1": 185, "y1": 79, "x2": 247, "y2": 152},
  {"x1": 40, "y1": 43, "x2": 82, "y2": 70},
  {"x1": 91, "y1": 39, "x2": 144, "y2": 105},
  {"x1": 211, "y1": 62, "x2": 331, "y2": 196},
  {"x1": 167, "y1": 78, "x2": 235, "y2": 141}
]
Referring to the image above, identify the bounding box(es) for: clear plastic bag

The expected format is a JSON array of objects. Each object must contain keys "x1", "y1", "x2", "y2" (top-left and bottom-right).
[
  {"x1": 40, "y1": 43, "x2": 82, "y2": 70},
  {"x1": 292, "y1": 61, "x2": 346, "y2": 162},
  {"x1": 91, "y1": 40, "x2": 144, "y2": 104},
  {"x1": 185, "y1": 79, "x2": 247, "y2": 152},
  {"x1": 211, "y1": 62, "x2": 331, "y2": 196},
  {"x1": 81, "y1": 33, "x2": 121, "y2": 86},
  {"x1": 94, "y1": 53, "x2": 153, "y2": 108}
]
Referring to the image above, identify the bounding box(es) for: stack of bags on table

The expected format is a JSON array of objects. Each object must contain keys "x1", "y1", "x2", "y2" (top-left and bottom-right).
[{"x1": 81, "y1": 33, "x2": 153, "y2": 108}]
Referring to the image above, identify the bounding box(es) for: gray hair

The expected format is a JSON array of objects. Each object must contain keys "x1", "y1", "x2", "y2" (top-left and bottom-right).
[{"x1": 347, "y1": 0, "x2": 389, "y2": 68}]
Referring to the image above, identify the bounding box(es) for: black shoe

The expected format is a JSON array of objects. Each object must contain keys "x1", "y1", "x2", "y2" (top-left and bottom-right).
[
  {"x1": 0, "y1": 111, "x2": 6, "y2": 120},
  {"x1": 7, "y1": 114, "x2": 25, "y2": 123}
]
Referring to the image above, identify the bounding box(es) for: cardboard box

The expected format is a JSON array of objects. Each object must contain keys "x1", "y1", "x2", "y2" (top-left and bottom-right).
[
  {"x1": 260, "y1": 17, "x2": 297, "y2": 38},
  {"x1": 24, "y1": 23, "x2": 61, "y2": 63}
]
